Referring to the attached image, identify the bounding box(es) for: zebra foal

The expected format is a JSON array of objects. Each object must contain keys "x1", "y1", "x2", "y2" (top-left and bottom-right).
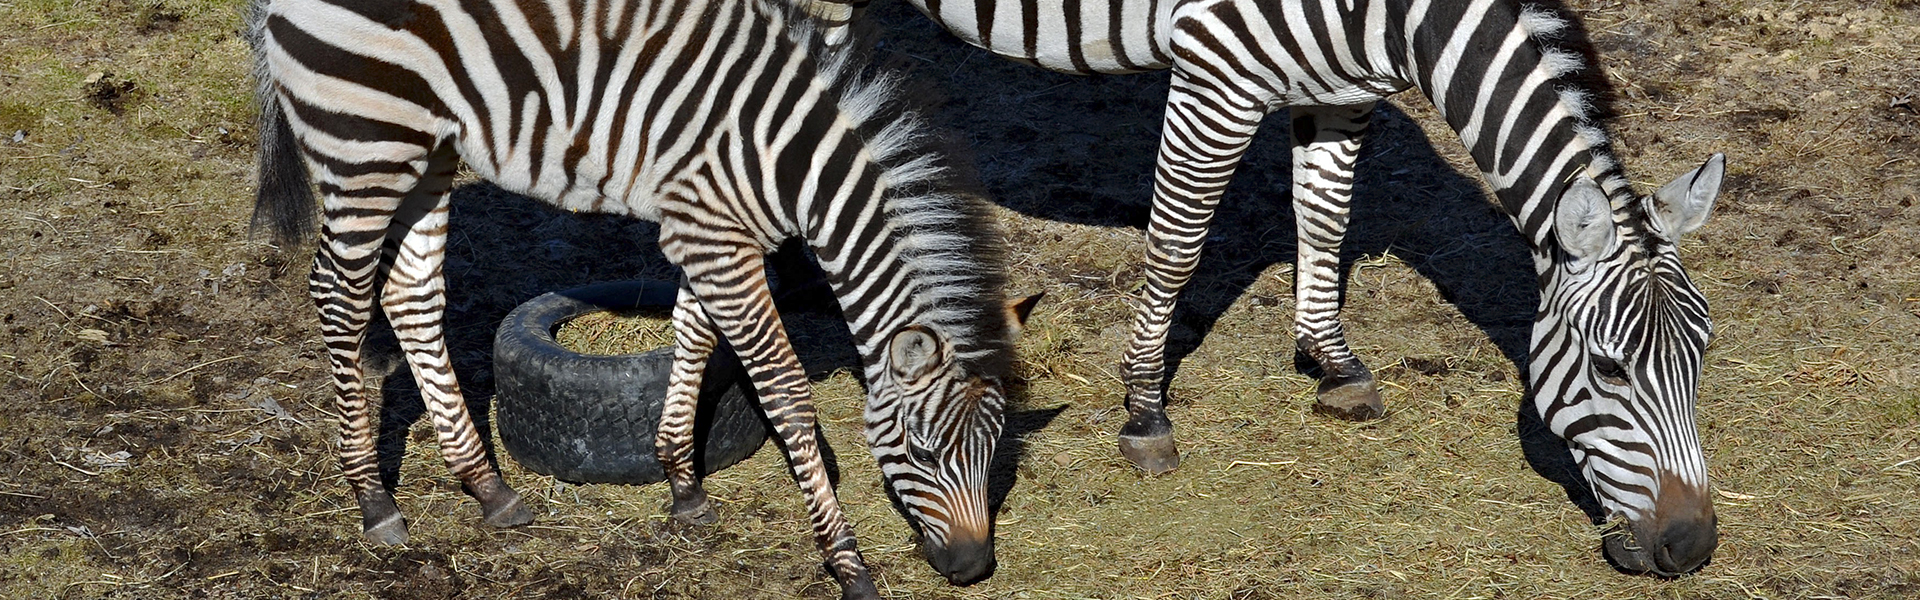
[
  {"x1": 247, "y1": 0, "x2": 1036, "y2": 595},
  {"x1": 802, "y1": 0, "x2": 1725, "y2": 576}
]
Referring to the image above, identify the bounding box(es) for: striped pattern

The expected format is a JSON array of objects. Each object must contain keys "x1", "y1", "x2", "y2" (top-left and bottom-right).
[
  {"x1": 814, "y1": 0, "x2": 1724, "y2": 574},
  {"x1": 246, "y1": 0, "x2": 1023, "y2": 594}
]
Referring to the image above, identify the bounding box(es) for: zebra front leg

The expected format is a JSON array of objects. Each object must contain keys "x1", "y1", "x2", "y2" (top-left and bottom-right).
[
  {"x1": 310, "y1": 231, "x2": 408, "y2": 544},
  {"x1": 378, "y1": 170, "x2": 532, "y2": 530},
  {"x1": 1117, "y1": 77, "x2": 1265, "y2": 474},
  {"x1": 658, "y1": 281, "x2": 721, "y2": 525},
  {"x1": 1288, "y1": 104, "x2": 1384, "y2": 421},
  {"x1": 679, "y1": 252, "x2": 880, "y2": 600}
]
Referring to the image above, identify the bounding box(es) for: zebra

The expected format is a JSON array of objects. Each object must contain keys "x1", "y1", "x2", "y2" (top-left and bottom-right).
[
  {"x1": 798, "y1": 0, "x2": 1724, "y2": 576},
  {"x1": 245, "y1": 0, "x2": 1040, "y2": 595}
]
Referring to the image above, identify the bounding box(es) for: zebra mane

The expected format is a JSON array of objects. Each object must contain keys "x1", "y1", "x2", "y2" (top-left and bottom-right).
[
  {"x1": 1512, "y1": 1, "x2": 1637, "y2": 208},
  {"x1": 776, "y1": 3, "x2": 1018, "y2": 377}
]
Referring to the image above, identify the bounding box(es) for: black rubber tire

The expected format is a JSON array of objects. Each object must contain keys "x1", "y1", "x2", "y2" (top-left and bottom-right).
[{"x1": 494, "y1": 280, "x2": 768, "y2": 485}]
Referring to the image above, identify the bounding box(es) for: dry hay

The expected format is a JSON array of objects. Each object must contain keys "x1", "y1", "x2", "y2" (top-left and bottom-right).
[{"x1": 555, "y1": 309, "x2": 676, "y2": 356}]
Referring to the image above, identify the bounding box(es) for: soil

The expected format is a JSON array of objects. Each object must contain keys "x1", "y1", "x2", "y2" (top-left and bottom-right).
[{"x1": 1, "y1": 0, "x2": 1916, "y2": 598}]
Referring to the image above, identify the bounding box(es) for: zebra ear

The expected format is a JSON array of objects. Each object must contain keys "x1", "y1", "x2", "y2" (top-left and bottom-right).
[
  {"x1": 1647, "y1": 153, "x2": 1723, "y2": 240},
  {"x1": 1554, "y1": 176, "x2": 1618, "y2": 267},
  {"x1": 1005, "y1": 293, "x2": 1043, "y2": 338},
  {"x1": 888, "y1": 326, "x2": 945, "y2": 381}
]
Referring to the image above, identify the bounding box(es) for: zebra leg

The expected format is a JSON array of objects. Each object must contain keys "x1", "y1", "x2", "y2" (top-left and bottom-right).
[
  {"x1": 310, "y1": 229, "x2": 409, "y2": 544},
  {"x1": 376, "y1": 158, "x2": 533, "y2": 530},
  {"x1": 679, "y1": 251, "x2": 879, "y2": 600},
  {"x1": 1117, "y1": 76, "x2": 1266, "y2": 474},
  {"x1": 657, "y1": 280, "x2": 721, "y2": 525},
  {"x1": 1288, "y1": 104, "x2": 1385, "y2": 421},
  {"x1": 308, "y1": 157, "x2": 425, "y2": 544}
]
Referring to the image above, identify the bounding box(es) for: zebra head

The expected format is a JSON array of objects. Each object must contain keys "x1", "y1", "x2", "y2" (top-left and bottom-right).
[
  {"x1": 1535, "y1": 154, "x2": 1724, "y2": 576},
  {"x1": 866, "y1": 294, "x2": 1039, "y2": 585}
]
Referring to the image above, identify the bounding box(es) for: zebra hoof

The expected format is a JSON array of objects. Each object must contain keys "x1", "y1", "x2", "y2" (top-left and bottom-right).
[
  {"x1": 672, "y1": 494, "x2": 718, "y2": 526},
  {"x1": 482, "y1": 491, "x2": 534, "y2": 528},
  {"x1": 358, "y1": 492, "x2": 409, "y2": 545},
  {"x1": 836, "y1": 574, "x2": 882, "y2": 600},
  {"x1": 363, "y1": 515, "x2": 410, "y2": 546},
  {"x1": 1117, "y1": 433, "x2": 1180, "y2": 474},
  {"x1": 1312, "y1": 377, "x2": 1384, "y2": 421},
  {"x1": 466, "y1": 477, "x2": 535, "y2": 528}
]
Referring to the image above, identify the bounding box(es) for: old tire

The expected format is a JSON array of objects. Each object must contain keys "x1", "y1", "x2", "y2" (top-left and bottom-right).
[{"x1": 494, "y1": 280, "x2": 768, "y2": 485}]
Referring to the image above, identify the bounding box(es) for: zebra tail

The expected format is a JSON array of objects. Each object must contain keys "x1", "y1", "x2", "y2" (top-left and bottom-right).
[
  {"x1": 251, "y1": 97, "x2": 315, "y2": 246},
  {"x1": 246, "y1": 0, "x2": 314, "y2": 247}
]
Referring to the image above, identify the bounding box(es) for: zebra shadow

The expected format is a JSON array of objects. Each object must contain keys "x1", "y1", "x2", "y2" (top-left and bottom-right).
[
  {"x1": 866, "y1": 2, "x2": 1603, "y2": 523},
  {"x1": 361, "y1": 186, "x2": 1066, "y2": 522}
]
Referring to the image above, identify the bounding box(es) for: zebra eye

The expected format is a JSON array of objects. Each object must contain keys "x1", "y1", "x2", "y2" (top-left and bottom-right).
[
  {"x1": 907, "y1": 441, "x2": 936, "y2": 465},
  {"x1": 1591, "y1": 355, "x2": 1630, "y2": 386}
]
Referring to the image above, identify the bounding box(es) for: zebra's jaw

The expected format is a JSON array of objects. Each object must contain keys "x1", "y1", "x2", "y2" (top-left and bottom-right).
[{"x1": 1602, "y1": 474, "x2": 1717, "y2": 577}]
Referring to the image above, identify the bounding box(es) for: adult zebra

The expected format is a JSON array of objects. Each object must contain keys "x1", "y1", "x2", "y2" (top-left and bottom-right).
[
  {"x1": 801, "y1": 0, "x2": 1724, "y2": 576},
  {"x1": 246, "y1": 0, "x2": 1037, "y2": 595}
]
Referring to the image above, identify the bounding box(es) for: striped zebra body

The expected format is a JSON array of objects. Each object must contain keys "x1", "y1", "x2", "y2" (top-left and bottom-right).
[
  {"x1": 248, "y1": 0, "x2": 1031, "y2": 595},
  {"x1": 810, "y1": 0, "x2": 1725, "y2": 575}
]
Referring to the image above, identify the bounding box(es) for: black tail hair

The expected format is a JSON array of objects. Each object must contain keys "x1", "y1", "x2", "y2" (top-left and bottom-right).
[
  {"x1": 246, "y1": 0, "x2": 314, "y2": 247},
  {"x1": 251, "y1": 97, "x2": 315, "y2": 246}
]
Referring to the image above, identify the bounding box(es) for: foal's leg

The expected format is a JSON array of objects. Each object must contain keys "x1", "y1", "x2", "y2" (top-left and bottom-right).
[
  {"x1": 674, "y1": 247, "x2": 880, "y2": 600},
  {"x1": 1287, "y1": 104, "x2": 1383, "y2": 421},
  {"x1": 657, "y1": 280, "x2": 723, "y2": 524},
  {"x1": 1117, "y1": 71, "x2": 1266, "y2": 474},
  {"x1": 376, "y1": 150, "x2": 532, "y2": 528}
]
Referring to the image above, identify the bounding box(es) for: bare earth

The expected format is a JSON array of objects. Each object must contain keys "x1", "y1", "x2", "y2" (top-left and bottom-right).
[{"x1": 1, "y1": 0, "x2": 1916, "y2": 598}]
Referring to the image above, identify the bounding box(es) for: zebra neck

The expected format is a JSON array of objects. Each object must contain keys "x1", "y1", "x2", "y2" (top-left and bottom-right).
[
  {"x1": 1398, "y1": 0, "x2": 1632, "y2": 254},
  {"x1": 797, "y1": 164, "x2": 1012, "y2": 380}
]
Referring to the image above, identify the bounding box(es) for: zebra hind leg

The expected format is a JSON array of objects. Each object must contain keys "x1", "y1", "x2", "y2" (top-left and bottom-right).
[
  {"x1": 377, "y1": 153, "x2": 533, "y2": 529},
  {"x1": 1288, "y1": 104, "x2": 1384, "y2": 421},
  {"x1": 658, "y1": 281, "x2": 721, "y2": 525},
  {"x1": 309, "y1": 176, "x2": 416, "y2": 544}
]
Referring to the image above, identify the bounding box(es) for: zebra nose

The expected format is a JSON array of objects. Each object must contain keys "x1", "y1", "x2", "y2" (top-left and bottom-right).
[
  {"x1": 924, "y1": 528, "x2": 996, "y2": 585},
  {"x1": 1649, "y1": 509, "x2": 1717, "y2": 575},
  {"x1": 1645, "y1": 474, "x2": 1718, "y2": 576}
]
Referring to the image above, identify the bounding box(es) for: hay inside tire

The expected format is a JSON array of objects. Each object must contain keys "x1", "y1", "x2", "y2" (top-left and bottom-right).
[{"x1": 493, "y1": 280, "x2": 768, "y2": 485}]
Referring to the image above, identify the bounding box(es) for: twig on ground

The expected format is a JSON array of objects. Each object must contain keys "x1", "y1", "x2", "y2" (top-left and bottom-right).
[{"x1": 146, "y1": 355, "x2": 244, "y2": 385}]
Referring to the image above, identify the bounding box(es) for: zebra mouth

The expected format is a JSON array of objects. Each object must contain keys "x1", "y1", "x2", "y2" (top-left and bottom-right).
[{"x1": 1601, "y1": 521, "x2": 1709, "y2": 578}]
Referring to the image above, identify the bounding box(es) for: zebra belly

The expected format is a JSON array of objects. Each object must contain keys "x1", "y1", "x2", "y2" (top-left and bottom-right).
[
  {"x1": 907, "y1": 0, "x2": 1174, "y2": 74},
  {"x1": 451, "y1": 126, "x2": 666, "y2": 222},
  {"x1": 1173, "y1": 0, "x2": 1406, "y2": 108}
]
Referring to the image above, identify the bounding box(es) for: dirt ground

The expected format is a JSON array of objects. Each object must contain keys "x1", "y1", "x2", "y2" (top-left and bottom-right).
[{"x1": 2, "y1": 0, "x2": 1918, "y2": 598}]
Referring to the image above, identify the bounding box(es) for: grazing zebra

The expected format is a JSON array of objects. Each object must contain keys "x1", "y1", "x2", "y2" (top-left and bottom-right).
[
  {"x1": 246, "y1": 0, "x2": 1038, "y2": 595},
  {"x1": 803, "y1": 0, "x2": 1725, "y2": 576}
]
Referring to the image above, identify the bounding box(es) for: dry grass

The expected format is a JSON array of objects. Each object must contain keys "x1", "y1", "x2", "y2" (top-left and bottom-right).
[
  {"x1": 2, "y1": 0, "x2": 1918, "y2": 599},
  {"x1": 555, "y1": 310, "x2": 676, "y2": 357}
]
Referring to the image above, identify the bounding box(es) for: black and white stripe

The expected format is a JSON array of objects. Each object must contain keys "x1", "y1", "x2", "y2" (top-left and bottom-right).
[
  {"x1": 809, "y1": 0, "x2": 1725, "y2": 575},
  {"x1": 246, "y1": 0, "x2": 1027, "y2": 594}
]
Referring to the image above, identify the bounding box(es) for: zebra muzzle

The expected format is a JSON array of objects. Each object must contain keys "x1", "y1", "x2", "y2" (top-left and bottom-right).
[
  {"x1": 923, "y1": 527, "x2": 996, "y2": 585},
  {"x1": 1603, "y1": 477, "x2": 1718, "y2": 577}
]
